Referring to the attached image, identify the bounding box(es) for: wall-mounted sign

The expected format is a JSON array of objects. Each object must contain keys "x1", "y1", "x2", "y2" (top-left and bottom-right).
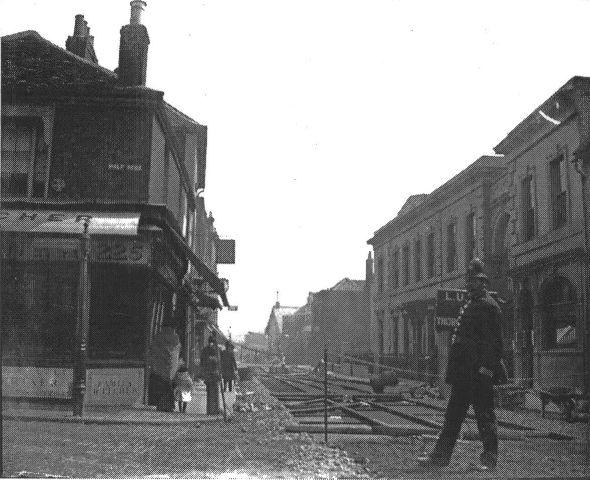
[
  {"x1": 108, "y1": 163, "x2": 143, "y2": 172},
  {"x1": 86, "y1": 368, "x2": 144, "y2": 405},
  {"x1": 2, "y1": 366, "x2": 145, "y2": 405},
  {"x1": 2, "y1": 366, "x2": 72, "y2": 399},
  {"x1": 216, "y1": 238, "x2": 236, "y2": 264}
]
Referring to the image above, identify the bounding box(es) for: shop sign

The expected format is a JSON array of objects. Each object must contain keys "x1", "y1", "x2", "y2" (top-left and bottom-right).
[
  {"x1": 86, "y1": 368, "x2": 144, "y2": 405},
  {"x1": 435, "y1": 289, "x2": 500, "y2": 331},
  {"x1": 94, "y1": 238, "x2": 150, "y2": 264},
  {"x1": 435, "y1": 289, "x2": 467, "y2": 331},
  {"x1": 1, "y1": 235, "x2": 150, "y2": 265},
  {"x1": 2, "y1": 366, "x2": 72, "y2": 399}
]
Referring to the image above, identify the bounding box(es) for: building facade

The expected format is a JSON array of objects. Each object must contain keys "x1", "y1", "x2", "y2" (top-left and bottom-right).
[
  {"x1": 368, "y1": 157, "x2": 509, "y2": 388},
  {"x1": 1, "y1": 4, "x2": 232, "y2": 404},
  {"x1": 497, "y1": 77, "x2": 590, "y2": 392},
  {"x1": 368, "y1": 76, "x2": 590, "y2": 394}
]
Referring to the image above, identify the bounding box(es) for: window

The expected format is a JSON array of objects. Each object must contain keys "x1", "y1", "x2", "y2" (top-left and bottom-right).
[
  {"x1": 541, "y1": 277, "x2": 577, "y2": 349},
  {"x1": 402, "y1": 243, "x2": 410, "y2": 286},
  {"x1": 446, "y1": 222, "x2": 457, "y2": 273},
  {"x1": 413, "y1": 323, "x2": 422, "y2": 355},
  {"x1": 522, "y1": 175, "x2": 535, "y2": 241},
  {"x1": 377, "y1": 256, "x2": 384, "y2": 293},
  {"x1": 550, "y1": 155, "x2": 567, "y2": 229},
  {"x1": 465, "y1": 212, "x2": 476, "y2": 263},
  {"x1": 414, "y1": 237, "x2": 422, "y2": 282},
  {"x1": 1, "y1": 116, "x2": 48, "y2": 198},
  {"x1": 1, "y1": 261, "x2": 77, "y2": 360},
  {"x1": 403, "y1": 316, "x2": 410, "y2": 354},
  {"x1": 392, "y1": 316, "x2": 399, "y2": 354},
  {"x1": 392, "y1": 248, "x2": 400, "y2": 289},
  {"x1": 426, "y1": 232, "x2": 435, "y2": 278},
  {"x1": 89, "y1": 264, "x2": 149, "y2": 360}
]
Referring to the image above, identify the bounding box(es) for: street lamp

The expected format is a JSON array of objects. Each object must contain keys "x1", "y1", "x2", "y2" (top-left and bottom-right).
[{"x1": 72, "y1": 216, "x2": 91, "y2": 417}]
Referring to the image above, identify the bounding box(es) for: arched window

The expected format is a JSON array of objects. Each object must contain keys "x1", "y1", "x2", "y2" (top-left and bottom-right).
[{"x1": 541, "y1": 277, "x2": 577, "y2": 349}]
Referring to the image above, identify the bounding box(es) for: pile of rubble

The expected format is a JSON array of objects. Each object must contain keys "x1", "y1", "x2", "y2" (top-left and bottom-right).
[{"x1": 234, "y1": 378, "x2": 373, "y2": 478}]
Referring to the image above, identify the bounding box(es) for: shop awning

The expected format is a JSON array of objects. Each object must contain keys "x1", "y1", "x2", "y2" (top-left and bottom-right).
[
  {"x1": 0, "y1": 210, "x2": 140, "y2": 235},
  {"x1": 170, "y1": 231, "x2": 230, "y2": 308}
]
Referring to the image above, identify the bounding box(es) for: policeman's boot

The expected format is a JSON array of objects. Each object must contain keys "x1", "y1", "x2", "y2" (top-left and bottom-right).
[
  {"x1": 417, "y1": 437, "x2": 452, "y2": 469},
  {"x1": 477, "y1": 451, "x2": 497, "y2": 472}
]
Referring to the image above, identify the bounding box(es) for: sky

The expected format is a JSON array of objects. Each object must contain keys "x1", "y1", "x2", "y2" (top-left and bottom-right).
[{"x1": 3, "y1": 0, "x2": 590, "y2": 338}]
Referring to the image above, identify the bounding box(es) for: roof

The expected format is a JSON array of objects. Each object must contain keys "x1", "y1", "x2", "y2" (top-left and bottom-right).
[
  {"x1": 1, "y1": 30, "x2": 161, "y2": 98},
  {"x1": 397, "y1": 194, "x2": 427, "y2": 217},
  {"x1": 494, "y1": 76, "x2": 590, "y2": 156},
  {"x1": 368, "y1": 155, "x2": 506, "y2": 245},
  {"x1": 329, "y1": 278, "x2": 365, "y2": 291},
  {"x1": 265, "y1": 303, "x2": 299, "y2": 334}
]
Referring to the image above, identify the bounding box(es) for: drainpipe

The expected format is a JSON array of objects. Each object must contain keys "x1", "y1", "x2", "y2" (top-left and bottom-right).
[{"x1": 573, "y1": 152, "x2": 590, "y2": 395}]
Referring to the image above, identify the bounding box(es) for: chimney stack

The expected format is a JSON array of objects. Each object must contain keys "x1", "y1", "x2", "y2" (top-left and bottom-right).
[
  {"x1": 66, "y1": 14, "x2": 98, "y2": 63},
  {"x1": 117, "y1": 0, "x2": 150, "y2": 86}
]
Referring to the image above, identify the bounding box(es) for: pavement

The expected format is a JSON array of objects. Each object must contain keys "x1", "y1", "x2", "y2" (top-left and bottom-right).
[{"x1": 2, "y1": 399, "x2": 223, "y2": 425}]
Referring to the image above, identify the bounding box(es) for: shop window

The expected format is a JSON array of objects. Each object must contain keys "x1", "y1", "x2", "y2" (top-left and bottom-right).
[
  {"x1": 550, "y1": 155, "x2": 568, "y2": 229},
  {"x1": 521, "y1": 175, "x2": 535, "y2": 241},
  {"x1": 541, "y1": 277, "x2": 577, "y2": 349},
  {"x1": 89, "y1": 265, "x2": 149, "y2": 360},
  {"x1": 402, "y1": 243, "x2": 410, "y2": 286},
  {"x1": 446, "y1": 222, "x2": 457, "y2": 273},
  {"x1": 1, "y1": 262, "x2": 77, "y2": 361},
  {"x1": 1, "y1": 116, "x2": 48, "y2": 198},
  {"x1": 426, "y1": 232, "x2": 435, "y2": 278}
]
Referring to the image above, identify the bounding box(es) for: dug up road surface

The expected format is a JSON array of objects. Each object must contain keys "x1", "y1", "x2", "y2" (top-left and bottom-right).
[{"x1": 3, "y1": 377, "x2": 590, "y2": 478}]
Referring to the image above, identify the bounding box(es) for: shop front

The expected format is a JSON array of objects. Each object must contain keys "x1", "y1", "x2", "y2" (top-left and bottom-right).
[{"x1": 0, "y1": 206, "x2": 209, "y2": 405}]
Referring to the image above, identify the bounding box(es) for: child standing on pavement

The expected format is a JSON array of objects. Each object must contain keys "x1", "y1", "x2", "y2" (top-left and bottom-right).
[{"x1": 173, "y1": 366, "x2": 193, "y2": 413}]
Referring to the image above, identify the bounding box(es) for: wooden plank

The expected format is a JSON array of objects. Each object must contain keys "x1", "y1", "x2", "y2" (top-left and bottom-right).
[{"x1": 286, "y1": 424, "x2": 373, "y2": 434}]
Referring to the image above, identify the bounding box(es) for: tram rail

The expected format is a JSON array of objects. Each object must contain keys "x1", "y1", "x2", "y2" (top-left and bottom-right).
[{"x1": 258, "y1": 369, "x2": 578, "y2": 442}]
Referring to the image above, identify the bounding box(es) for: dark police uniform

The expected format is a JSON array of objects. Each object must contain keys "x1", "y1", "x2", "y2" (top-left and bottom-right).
[{"x1": 428, "y1": 286, "x2": 505, "y2": 468}]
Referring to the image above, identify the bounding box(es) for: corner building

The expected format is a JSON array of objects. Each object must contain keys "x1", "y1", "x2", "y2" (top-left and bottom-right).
[{"x1": 1, "y1": 5, "x2": 232, "y2": 405}]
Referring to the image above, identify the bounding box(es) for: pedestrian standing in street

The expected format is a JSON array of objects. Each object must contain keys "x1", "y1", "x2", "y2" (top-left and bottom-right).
[
  {"x1": 221, "y1": 340, "x2": 238, "y2": 392},
  {"x1": 173, "y1": 365, "x2": 194, "y2": 413},
  {"x1": 148, "y1": 323, "x2": 181, "y2": 412},
  {"x1": 200, "y1": 335, "x2": 221, "y2": 414},
  {"x1": 418, "y1": 258, "x2": 507, "y2": 472}
]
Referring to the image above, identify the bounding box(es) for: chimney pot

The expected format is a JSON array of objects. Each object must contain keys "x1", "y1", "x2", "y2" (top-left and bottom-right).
[
  {"x1": 73, "y1": 14, "x2": 85, "y2": 36},
  {"x1": 129, "y1": 0, "x2": 147, "y2": 25}
]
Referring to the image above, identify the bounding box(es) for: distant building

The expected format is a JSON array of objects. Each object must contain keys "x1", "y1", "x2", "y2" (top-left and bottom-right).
[
  {"x1": 282, "y1": 294, "x2": 313, "y2": 365},
  {"x1": 264, "y1": 302, "x2": 299, "y2": 354},
  {"x1": 308, "y1": 278, "x2": 370, "y2": 365}
]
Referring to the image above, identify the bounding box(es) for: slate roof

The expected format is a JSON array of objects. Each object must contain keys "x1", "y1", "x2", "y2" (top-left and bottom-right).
[
  {"x1": 1, "y1": 30, "x2": 161, "y2": 98},
  {"x1": 329, "y1": 278, "x2": 365, "y2": 291}
]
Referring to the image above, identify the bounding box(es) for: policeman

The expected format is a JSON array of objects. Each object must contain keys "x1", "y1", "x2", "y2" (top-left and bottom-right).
[{"x1": 418, "y1": 258, "x2": 506, "y2": 472}]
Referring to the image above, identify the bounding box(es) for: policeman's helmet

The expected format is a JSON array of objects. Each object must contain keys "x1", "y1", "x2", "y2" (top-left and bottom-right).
[{"x1": 467, "y1": 258, "x2": 489, "y2": 282}]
